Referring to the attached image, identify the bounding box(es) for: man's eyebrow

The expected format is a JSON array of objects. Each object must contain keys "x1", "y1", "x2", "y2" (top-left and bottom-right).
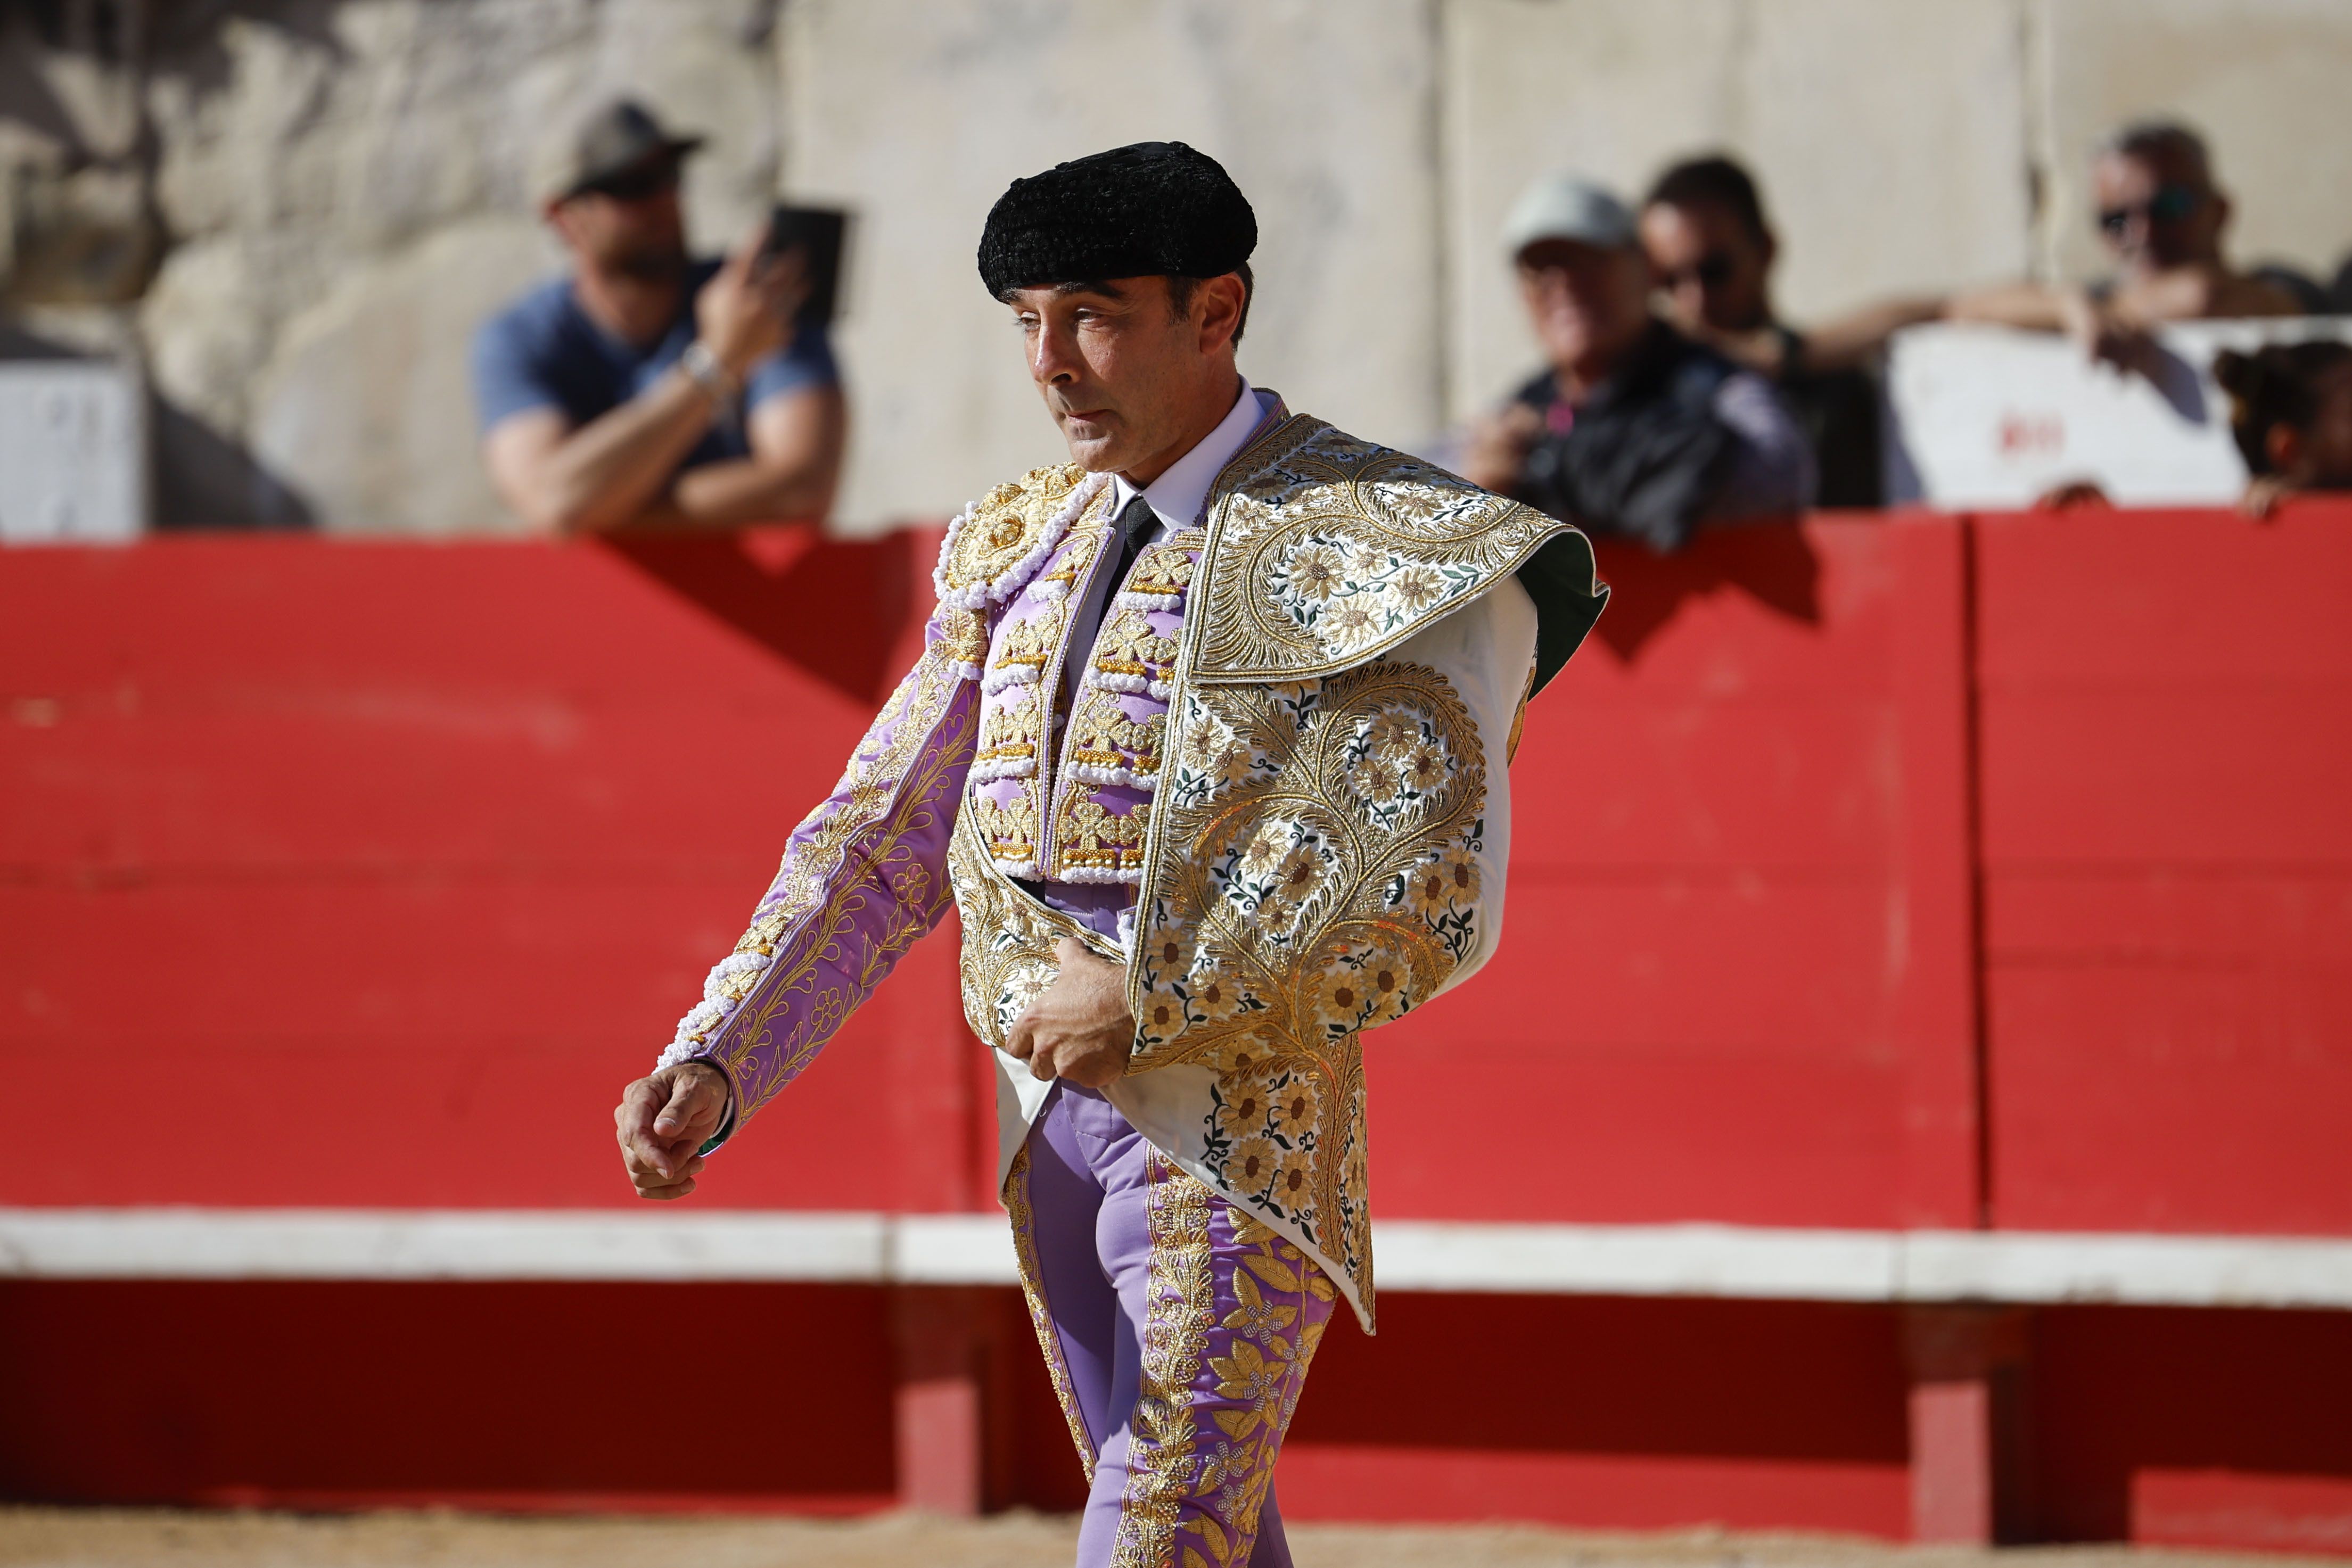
[{"x1": 999, "y1": 279, "x2": 1129, "y2": 308}]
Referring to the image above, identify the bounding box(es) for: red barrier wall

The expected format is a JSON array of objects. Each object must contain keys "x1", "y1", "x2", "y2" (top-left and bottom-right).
[
  {"x1": 1973, "y1": 510, "x2": 2352, "y2": 1235},
  {"x1": 5, "y1": 506, "x2": 2351, "y2": 1547}
]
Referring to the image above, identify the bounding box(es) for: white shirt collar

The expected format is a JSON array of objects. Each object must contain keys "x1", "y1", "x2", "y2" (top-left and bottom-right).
[{"x1": 1111, "y1": 377, "x2": 1271, "y2": 531}]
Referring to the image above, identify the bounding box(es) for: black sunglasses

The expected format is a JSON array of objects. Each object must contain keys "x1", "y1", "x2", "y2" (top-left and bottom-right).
[
  {"x1": 1658, "y1": 251, "x2": 1739, "y2": 291},
  {"x1": 2099, "y1": 183, "x2": 2202, "y2": 236},
  {"x1": 581, "y1": 160, "x2": 681, "y2": 203}
]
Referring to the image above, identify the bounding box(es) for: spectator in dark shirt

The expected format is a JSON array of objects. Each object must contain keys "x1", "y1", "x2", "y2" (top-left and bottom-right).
[
  {"x1": 1462, "y1": 174, "x2": 1812, "y2": 553},
  {"x1": 473, "y1": 100, "x2": 844, "y2": 534},
  {"x1": 1640, "y1": 155, "x2": 1906, "y2": 508}
]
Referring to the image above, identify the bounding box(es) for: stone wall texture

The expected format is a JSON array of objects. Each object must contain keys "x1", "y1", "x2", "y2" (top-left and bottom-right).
[{"x1": 2, "y1": 0, "x2": 2348, "y2": 533}]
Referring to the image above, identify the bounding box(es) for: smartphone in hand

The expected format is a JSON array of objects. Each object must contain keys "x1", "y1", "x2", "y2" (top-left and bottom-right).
[{"x1": 761, "y1": 206, "x2": 849, "y2": 327}]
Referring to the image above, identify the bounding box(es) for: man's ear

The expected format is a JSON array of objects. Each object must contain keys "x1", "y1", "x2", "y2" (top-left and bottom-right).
[{"x1": 1196, "y1": 272, "x2": 1247, "y2": 354}]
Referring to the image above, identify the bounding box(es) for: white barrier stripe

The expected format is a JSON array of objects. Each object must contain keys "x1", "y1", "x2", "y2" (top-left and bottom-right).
[{"x1": 4, "y1": 1210, "x2": 2352, "y2": 1308}]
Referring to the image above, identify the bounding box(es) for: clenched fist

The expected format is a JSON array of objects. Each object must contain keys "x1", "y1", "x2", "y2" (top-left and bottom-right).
[{"x1": 614, "y1": 1061, "x2": 730, "y2": 1200}]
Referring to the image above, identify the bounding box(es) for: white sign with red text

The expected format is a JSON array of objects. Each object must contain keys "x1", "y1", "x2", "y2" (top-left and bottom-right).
[{"x1": 1882, "y1": 317, "x2": 2352, "y2": 508}]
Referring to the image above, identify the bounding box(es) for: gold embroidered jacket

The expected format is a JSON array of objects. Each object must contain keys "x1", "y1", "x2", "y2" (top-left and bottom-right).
[{"x1": 662, "y1": 411, "x2": 1606, "y2": 1330}]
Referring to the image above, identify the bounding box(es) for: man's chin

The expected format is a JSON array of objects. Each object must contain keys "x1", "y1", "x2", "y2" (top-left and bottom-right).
[{"x1": 1055, "y1": 423, "x2": 1128, "y2": 473}]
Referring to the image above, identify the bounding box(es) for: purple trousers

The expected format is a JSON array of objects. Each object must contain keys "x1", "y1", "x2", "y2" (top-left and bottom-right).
[{"x1": 1007, "y1": 1083, "x2": 1337, "y2": 1568}]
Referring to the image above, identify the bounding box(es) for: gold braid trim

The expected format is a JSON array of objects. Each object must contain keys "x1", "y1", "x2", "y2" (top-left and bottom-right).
[
  {"x1": 1004, "y1": 1142, "x2": 1097, "y2": 1481},
  {"x1": 1111, "y1": 1151, "x2": 1216, "y2": 1568},
  {"x1": 692, "y1": 645, "x2": 973, "y2": 1120}
]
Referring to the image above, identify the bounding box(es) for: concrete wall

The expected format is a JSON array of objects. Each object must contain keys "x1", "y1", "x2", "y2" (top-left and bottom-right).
[
  {"x1": 779, "y1": 0, "x2": 1444, "y2": 526},
  {"x1": 2, "y1": 0, "x2": 2347, "y2": 532}
]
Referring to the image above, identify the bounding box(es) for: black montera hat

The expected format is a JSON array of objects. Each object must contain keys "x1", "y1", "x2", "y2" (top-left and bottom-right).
[{"x1": 977, "y1": 141, "x2": 1256, "y2": 299}]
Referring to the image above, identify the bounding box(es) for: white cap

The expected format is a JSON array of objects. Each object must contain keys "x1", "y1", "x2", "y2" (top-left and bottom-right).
[{"x1": 1500, "y1": 173, "x2": 1638, "y2": 258}]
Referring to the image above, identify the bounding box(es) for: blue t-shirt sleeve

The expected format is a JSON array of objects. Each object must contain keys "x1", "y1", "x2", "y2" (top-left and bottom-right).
[
  {"x1": 471, "y1": 304, "x2": 566, "y2": 435},
  {"x1": 744, "y1": 322, "x2": 840, "y2": 411}
]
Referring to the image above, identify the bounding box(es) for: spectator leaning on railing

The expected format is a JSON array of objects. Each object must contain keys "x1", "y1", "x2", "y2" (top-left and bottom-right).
[
  {"x1": 1461, "y1": 174, "x2": 1813, "y2": 553},
  {"x1": 2215, "y1": 341, "x2": 2352, "y2": 517},
  {"x1": 1637, "y1": 154, "x2": 1911, "y2": 509},
  {"x1": 1947, "y1": 120, "x2": 2308, "y2": 365},
  {"x1": 472, "y1": 99, "x2": 845, "y2": 535}
]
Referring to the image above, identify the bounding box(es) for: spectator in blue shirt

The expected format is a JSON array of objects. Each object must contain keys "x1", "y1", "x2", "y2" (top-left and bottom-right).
[{"x1": 473, "y1": 100, "x2": 844, "y2": 534}]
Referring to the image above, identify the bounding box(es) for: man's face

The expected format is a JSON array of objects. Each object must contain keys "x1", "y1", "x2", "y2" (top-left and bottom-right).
[
  {"x1": 552, "y1": 155, "x2": 688, "y2": 284},
  {"x1": 2093, "y1": 150, "x2": 2224, "y2": 275},
  {"x1": 1638, "y1": 200, "x2": 1773, "y2": 335},
  {"x1": 1007, "y1": 275, "x2": 1222, "y2": 475},
  {"x1": 1515, "y1": 238, "x2": 1654, "y2": 376}
]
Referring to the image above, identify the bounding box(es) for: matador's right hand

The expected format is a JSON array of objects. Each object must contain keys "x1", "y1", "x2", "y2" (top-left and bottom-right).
[{"x1": 614, "y1": 1062, "x2": 730, "y2": 1201}]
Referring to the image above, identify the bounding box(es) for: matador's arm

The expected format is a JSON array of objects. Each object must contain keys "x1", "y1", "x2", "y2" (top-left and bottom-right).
[{"x1": 659, "y1": 606, "x2": 981, "y2": 1145}]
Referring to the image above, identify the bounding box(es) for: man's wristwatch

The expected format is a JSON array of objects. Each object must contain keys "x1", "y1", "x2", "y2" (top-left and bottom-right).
[{"x1": 678, "y1": 339, "x2": 743, "y2": 408}]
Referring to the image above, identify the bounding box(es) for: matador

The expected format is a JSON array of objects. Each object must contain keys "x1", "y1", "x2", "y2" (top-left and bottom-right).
[{"x1": 613, "y1": 141, "x2": 1606, "y2": 1567}]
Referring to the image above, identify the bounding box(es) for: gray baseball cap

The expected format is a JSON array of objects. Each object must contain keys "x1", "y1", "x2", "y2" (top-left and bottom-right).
[
  {"x1": 537, "y1": 98, "x2": 704, "y2": 204},
  {"x1": 1500, "y1": 172, "x2": 1638, "y2": 258}
]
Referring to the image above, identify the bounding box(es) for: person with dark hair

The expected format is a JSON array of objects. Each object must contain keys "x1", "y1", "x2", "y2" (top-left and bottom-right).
[
  {"x1": 2214, "y1": 340, "x2": 2352, "y2": 516},
  {"x1": 472, "y1": 100, "x2": 845, "y2": 534},
  {"x1": 610, "y1": 141, "x2": 1607, "y2": 1566},
  {"x1": 1463, "y1": 171, "x2": 1813, "y2": 552},
  {"x1": 1638, "y1": 153, "x2": 1931, "y2": 507},
  {"x1": 1948, "y1": 120, "x2": 2306, "y2": 361}
]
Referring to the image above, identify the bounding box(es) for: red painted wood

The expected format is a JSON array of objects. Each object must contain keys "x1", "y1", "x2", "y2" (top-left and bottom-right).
[
  {"x1": 0, "y1": 1281, "x2": 898, "y2": 1508},
  {"x1": 2030, "y1": 1304, "x2": 2352, "y2": 1547},
  {"x1": 1371, "y1": 519, "x2": 1980, "y2": 1228},
  {"x1": 2, "y1": 519, "x2": 1988, "y2": 1226},
  {"x1": 1283, "y1": 1293, "x2": 1910, "y2": 1536},
  {"x1": 1973, "y1": 506, "x2": 2352, "y2": 1234},
  {"x1": 0, "y1": 529, "x2": 967, "y2": 1215}
]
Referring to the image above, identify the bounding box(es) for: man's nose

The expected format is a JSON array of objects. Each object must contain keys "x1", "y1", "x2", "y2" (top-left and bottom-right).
[{"x1": 1025, "y1": 320, "x2": 1077, "y2": 385}]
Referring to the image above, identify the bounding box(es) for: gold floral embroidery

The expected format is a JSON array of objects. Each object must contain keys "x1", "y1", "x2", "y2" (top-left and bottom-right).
[
  {"x1": 1091, "y1": 604, "x2": 1181, "y2": 689},
  {"x1": 1005, "y1": 1142, "x2": 1097, "y2": 1481},
  {"x1": 1067, "y1": 707, "x2": 1166, "y2": 777},
  {"x1": 1053, "y1": 794, "x2": 1149, "y2": 877},
  {"x1": 1040, "y1": 529, "x2": 1104, "y2": 596},
  {"x1": 946, "y1": 807, "x2": 1117, "y2": 1052},
  {"x1": 974, "y1": 681, "x2": 1044, "y2": 771},
  {"x1": 935, "y1": 464, "x2": 1091, "y2": 607},
  {"x1": 1112, "y1": 1151, "x2": 1215, "y2": 1568},
  {"x1": 967, "y1": 789, "x2": 1041, "y2": 874},
  {"x1": 974, "y1": 501, "x2": 1117, "y2": 877},
  {"x1": 941, "y1": 606, "x2": 991, "y2": 673},
  {"x1": 988, "y1": 596, "x2": 1072, "y2": 683},
  {"x1": 1187, "y1": 416, "x2": 1580, "y2": 680},
  {"x1": 1126, "y1": 660, "x2": 1489, "y2": 1321}
]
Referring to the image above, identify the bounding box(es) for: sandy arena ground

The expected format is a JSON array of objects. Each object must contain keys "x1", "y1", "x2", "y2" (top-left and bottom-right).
[{"x1": 0, "y1": 1508, "x2": 2338, "y2": 1568}]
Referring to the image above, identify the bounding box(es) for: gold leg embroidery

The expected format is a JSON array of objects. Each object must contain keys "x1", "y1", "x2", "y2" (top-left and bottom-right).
[
  {"x1": 1113, "y1": 1151, "x2": 1218, "y2": 1568},
  {"x1": 1004, "y1": 1142, "x2": 1097, "y2": 1481}
]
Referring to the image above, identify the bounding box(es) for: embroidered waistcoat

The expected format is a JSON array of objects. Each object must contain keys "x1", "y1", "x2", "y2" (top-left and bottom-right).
[{"x1": 665, "y1": 412, "x2": 1605, "y2": 1330}]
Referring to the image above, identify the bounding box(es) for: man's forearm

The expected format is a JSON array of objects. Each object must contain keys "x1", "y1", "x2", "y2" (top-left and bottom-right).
[
  {"x1": 1944, "y1": 280, "x2": 2075, "y2": 334},
  {"x1": 664, "y1": 450, "x2": 837, "y2": 527},
  {"x1": 536, "y1": 370, "x2": 722, "y2": 534}
]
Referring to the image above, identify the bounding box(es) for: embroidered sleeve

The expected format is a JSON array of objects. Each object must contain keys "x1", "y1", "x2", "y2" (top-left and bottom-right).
[{"x1": 659, "y1": 606, "x2": 981, "y2": 1143}]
